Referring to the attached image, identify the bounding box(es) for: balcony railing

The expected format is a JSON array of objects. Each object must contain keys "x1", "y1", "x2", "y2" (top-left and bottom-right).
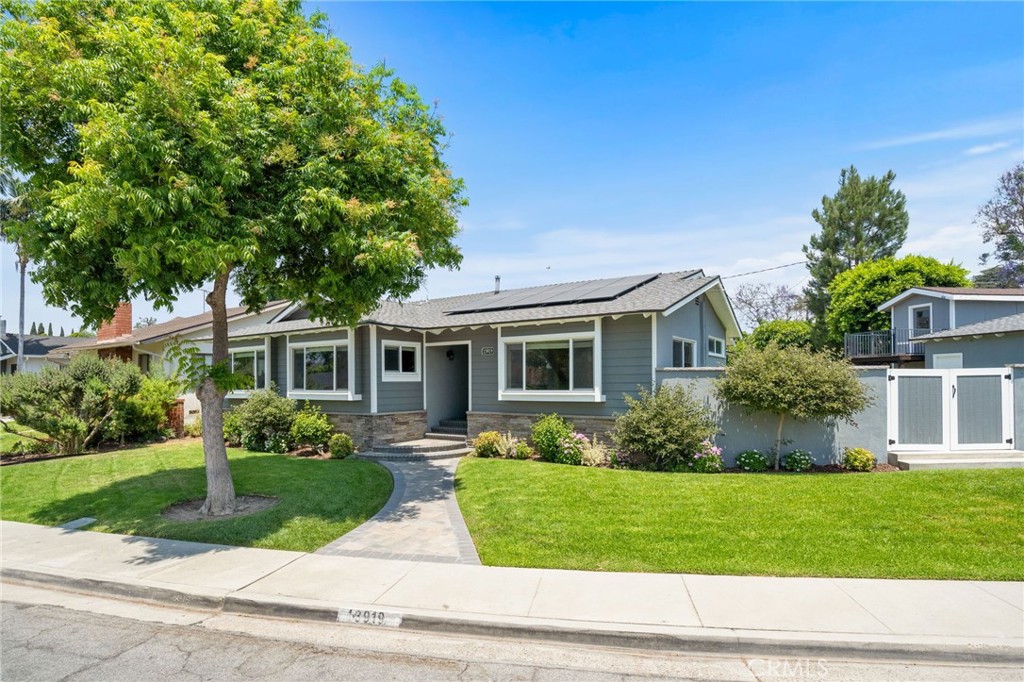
[{"x1": 844, "y1": 328, "x2": 946, "y2": 359}]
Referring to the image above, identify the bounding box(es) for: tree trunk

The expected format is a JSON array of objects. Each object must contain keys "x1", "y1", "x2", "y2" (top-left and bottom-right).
[
  {"x1": 17, "y1": 252, "x2": 26, "y2": 371},
  {"x1": 773, "y1": 413, "x2": 786, "y2": 471},
  {"x1": 197, "y1": 269, "x2": 237, "y2": 516}
]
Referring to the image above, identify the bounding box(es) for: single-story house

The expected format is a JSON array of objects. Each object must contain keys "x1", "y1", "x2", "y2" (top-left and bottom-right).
[
  {"x1": 61, "y1": 300, "x2": 289, "y2": 421},
  {"x1": 222, "y1": 270, "x2": 741, "y2": 450},
  {"x1": 845, "y1": 286, "x2": 1024, "y2": 368},
  {"x1": 0, "y1": 321, "x2": 77, "y2": 375},
  {"x1": 915, "y1": 312, "x2": 1024, "y2": 368}
]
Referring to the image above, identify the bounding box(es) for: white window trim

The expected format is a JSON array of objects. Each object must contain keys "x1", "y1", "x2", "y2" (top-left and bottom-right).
[
  {"x1": 381, "y1": 340, "x2": 421, "y2": 382},
  {"x1": 498, "y1": 330, "x2": 604, "y2": 403},
  {"x1": 672, "y1": 336, "x2": 697, "y2": 368},
  {"x1": 287, "y1": 339, "x2": 360, "y2": 401},
  {"x1": 227, "y1": 345, "x2": 268, "y2": 396},
  {"x1": 707, "y1": 336, "x2": 726, "y2": 359},
  {"x1": 908, "y1": 303, "x2": 933, "y2": 333}
]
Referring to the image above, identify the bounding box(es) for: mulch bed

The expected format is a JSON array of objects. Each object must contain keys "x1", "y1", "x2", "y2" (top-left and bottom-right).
[{"x1": 161, "y1": 495, "x2": 280, "y2": 522}]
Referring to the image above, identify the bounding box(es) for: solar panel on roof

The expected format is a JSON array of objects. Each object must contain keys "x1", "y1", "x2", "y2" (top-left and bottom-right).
[{"x1": 445, "y1": 273, "x2": 658, "y2": 314}]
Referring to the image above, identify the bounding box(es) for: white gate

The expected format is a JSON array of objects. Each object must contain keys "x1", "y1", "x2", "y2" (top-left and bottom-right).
[{"x1": 888, "y1": 368, "x2": 1014, "y2": 452}]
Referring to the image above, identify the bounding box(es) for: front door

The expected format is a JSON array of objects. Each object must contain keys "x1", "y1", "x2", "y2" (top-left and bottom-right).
[{"x1": 888, "y1": 369, "x2": 1014, "y2": 451}]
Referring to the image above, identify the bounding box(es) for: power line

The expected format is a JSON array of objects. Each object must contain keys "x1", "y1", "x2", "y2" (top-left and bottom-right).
[{"x1": 722, "y1": 261, "x2": 807, "y2": 279}]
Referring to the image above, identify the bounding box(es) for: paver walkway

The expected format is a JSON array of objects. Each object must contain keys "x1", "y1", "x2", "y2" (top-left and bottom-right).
[{"x1": 316, "y1": 457, "x2": 480, "y2": 565}]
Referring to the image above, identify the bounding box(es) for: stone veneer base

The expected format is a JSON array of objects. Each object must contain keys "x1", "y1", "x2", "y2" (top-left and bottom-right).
[{"x1": 326, "y1": 410, "x2": 427, "y2": 451}]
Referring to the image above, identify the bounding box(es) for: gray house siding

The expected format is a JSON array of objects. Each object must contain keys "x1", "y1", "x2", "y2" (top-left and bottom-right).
[
  {"x1": 955, "y1": 300, "x2": 1024, "y2": 327},
  {"x1": 891, "y1": 294, "x2": 951, "y2": 332},
  {"x1": 657, "y1": 367, "x2": 887, "y2": 466},
  {"x1": 376, "y1": 328, "x2": 425, "y2": 413},
  {"x1": 655, "y1": 294, "x2": 728, "y2": 368},
  {"x1": 924, "y1": 334, "x2": 1024, "y2": 369}
]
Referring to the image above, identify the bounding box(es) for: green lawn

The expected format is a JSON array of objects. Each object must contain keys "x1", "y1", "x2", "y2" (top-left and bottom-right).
[
  {"x1": 456, "y1": 459, "x2": 1024, "y2": 580},
  {"x1": 0, "y1": 442, "x2": 392, "y2": 551}
]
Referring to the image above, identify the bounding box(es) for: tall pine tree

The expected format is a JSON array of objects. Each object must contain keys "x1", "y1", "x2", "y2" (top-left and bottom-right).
[{"x1": 802, "y1": 166, "x2": 909, "y2": 339}]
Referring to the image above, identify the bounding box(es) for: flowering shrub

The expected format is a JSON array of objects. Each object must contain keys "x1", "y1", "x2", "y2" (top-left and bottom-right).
[
  {"x1": 495, "y1": 432, "x2": 521, "y2": 459},
  {"x1": 531, "y1": 414, "x2": 575, "y2": 462},
  {"x1": 688, "y1": 440, "x2": 724, "y2": 473},
  {"x1": 735, "y1": 449, "x2": 769, "y2": 472},
  {"x1": 472, "y1": 431, "x2": 502, "y2": 458},
  {"x1": 783, "y1": 449, "x2": 814, "y2": 472},
  {"x1": 555, "y1": 432, "x2": 588, "y2": 466},
  {"x1": 580, "y1": 437, "x2": 610, "y2": 467},
  {"x1": 611, "y1": 385, "x2": 717, "y2": 471},
  {"x1": 842, "y1": 447, "x2": 875, "y2": 472}
]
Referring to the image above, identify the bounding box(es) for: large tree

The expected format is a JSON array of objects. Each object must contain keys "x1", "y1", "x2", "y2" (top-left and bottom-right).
[
  {"x1": 0, "y1": 169, "x2": 30, "y2": 372},
  {"x1": 975, "y1": 163, "x2": 1024, "y2": 288},
  {"x1": 802, "y1": 166, "x2": 909, "y2": 331},
  {"x1": 731, "y1": 281, "x2": 807, "y2": 330},
  {"x1": 825, "y1": 255, "x2": 970, "y2": 346},
  {"x1": 1, "y1": 0, "x2": 465, "y2": 514}
]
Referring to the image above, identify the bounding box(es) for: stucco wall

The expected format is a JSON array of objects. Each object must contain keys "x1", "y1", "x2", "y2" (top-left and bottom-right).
[
  {"x1": 924, "y1": 334, "x2": 1024, "y2": 369},
  {"x1": 657, "y1": 366, "x2": 888, "y2": 466}
]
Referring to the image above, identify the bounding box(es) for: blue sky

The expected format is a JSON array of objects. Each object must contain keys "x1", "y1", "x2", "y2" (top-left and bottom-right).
[{"x1": 2, "y1": 1, "x2": 1022, "y2": 332}]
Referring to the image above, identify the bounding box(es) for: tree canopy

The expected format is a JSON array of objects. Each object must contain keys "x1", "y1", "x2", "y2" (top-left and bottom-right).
[
  {"x1": 825, "y1": 255, "x2": 970, "y2": 345},
  {"x1": 975, "y1": 163, "x2": 1024, "y2": 288},
  {"x1": 715, "y1": 343, "x2": 870, "y2": 469},
  {"x1": 1, "y1": 0, "x2": 466, "y2": 514},
  {"x1": 802, "y1": 166, "x2": 909, "y2": 330},
  {"x1": 737, "y1": 319, "x2": 815, "y2": 353},
  {"x1": 731, "y1": 282, "x2": 806, "y2": 330}
]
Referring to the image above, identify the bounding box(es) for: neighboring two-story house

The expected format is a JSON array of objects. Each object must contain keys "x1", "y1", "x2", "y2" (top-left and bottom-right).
[{"x1": 845, "y1": 287, "x2": 1024, "y2": 368}]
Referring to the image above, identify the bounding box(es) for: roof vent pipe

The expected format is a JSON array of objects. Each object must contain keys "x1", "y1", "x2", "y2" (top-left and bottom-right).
[{"x1": 495, "y1": 275, "x2": 501, "y2": 294}]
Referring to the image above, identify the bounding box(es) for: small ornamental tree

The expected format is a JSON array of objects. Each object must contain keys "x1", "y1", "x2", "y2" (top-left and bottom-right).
[
  {"x1": 1, "y1": 1, "x2": 464, "y2": 515},
  {"x1": 825, "y1": 255, "x2": 970, "y2": 345},
  {"x1": 714, "y1": 344, "x2": 870, "y2": 470}
]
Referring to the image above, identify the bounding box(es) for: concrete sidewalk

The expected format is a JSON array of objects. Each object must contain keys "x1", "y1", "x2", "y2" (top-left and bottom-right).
[{"x1": 1, "y1": 520, "x2": 1021, "y2": 664}]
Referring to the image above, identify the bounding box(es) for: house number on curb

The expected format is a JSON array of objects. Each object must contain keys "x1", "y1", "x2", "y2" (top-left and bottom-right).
[
  {"x1": 338, "y1": 608, "x2": 403, "y2": 627},
  {"x1": 481, "y1": 347, "x2": 495, "y2": 355}
]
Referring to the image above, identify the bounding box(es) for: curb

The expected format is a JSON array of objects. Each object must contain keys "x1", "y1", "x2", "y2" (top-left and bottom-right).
[{"x1": 3, "y1": 565, "x2": 1022, "y2": 665}]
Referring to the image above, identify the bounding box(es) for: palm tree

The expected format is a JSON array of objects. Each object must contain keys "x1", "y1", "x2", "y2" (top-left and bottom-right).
[{"x1": 0, "y1": 170, "x2": 30, "y2": 372}]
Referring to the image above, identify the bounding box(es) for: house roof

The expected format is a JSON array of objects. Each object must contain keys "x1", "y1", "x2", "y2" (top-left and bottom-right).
[
  {"x1": 877, "y1": 286, "x2": 1024, "y2": 311},
  {"x1": 61, "y1": 300, "x2": 289, "y2": 352},
  {"x1": 0, "y1": 334, "x2": 78, "y2": 359},
  {"x1": 225, "y1": 271, "x2": 742, "y2": 340},
  {"x1": 916, "y1": 312, "x2": 1024, "y2": 341}
]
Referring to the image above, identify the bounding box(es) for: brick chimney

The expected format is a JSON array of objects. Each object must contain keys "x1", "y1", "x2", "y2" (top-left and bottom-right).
[{"x1": 97, "y1": 302, "x2": 133, "y2": 341}]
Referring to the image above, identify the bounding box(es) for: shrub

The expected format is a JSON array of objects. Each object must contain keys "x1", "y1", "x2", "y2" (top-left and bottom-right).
[
  {"x1": 555, "y1": 432, "x2": 588, "y2": 466},
  {"x1": 289, "y1": 403, "x2": 333, "y2": 452},
  {"x1": 0, "y1": 355, "x2": 143, "y2": 454},
  {"x1": 492, "y1": 432, "x2": 523, "y2": 459},
  {"x1": 688, "y1": 440, "x2": 724, "y2": 473},
  {"x1": 104, "y1": 373, "x2": 181, "y2": 443},
  {"x1": 783, "y1": 449, "x2": 814, "y2": 472},
  {"x1": 223, "y1": 412, "x2": 244, "y2": 447},
  {"x1": 6, "y1": 438, "x2": 53, "y2": 457},
  {"x1": 512, "y1": 441, "x2": 534, "y2": 460},
  {"x1": 842, "y1": 447, "x2": 876, "y2": 472},
  {"x1": 580, "y1": 437, "x2": 610, "y2": 467},
  {"x1": 735, "y1": 449, "x2": 769, "y2": 472},
  {"x1": 329, "y1": 433, "x2": 355, "y2": 459},
  {"x1": 183, "y1": 418, "x2": 202, "y2": 438},
  {"x1": 531, "y1": 414, "x2": 575, "y2": 462},
  {"x1": 231, "y1": 388, "x2": 296, "y2": 453},
  {"x1": 472, "y1": 431, "x2": 502, "y2": 458},
  {"x1": 611, "y1": 385, "x2": 718, "y2": 471}
]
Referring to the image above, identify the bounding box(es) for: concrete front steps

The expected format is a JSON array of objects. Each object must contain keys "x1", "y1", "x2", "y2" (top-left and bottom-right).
[
  {"x1": 359, "y1": 419, "x2": 471, "y2": 461},
  {"x1": 888, "y1": 450, "x2": 1024, "y2": 471}
]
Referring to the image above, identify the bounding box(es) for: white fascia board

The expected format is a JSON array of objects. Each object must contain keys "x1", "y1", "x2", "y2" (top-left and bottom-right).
[
  {"x1": 876, "y1": 288, "x2": 1024, "y2": 312},
  {"x1": 662, "y1": 279, "x2": 742, "y2": 341}
]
